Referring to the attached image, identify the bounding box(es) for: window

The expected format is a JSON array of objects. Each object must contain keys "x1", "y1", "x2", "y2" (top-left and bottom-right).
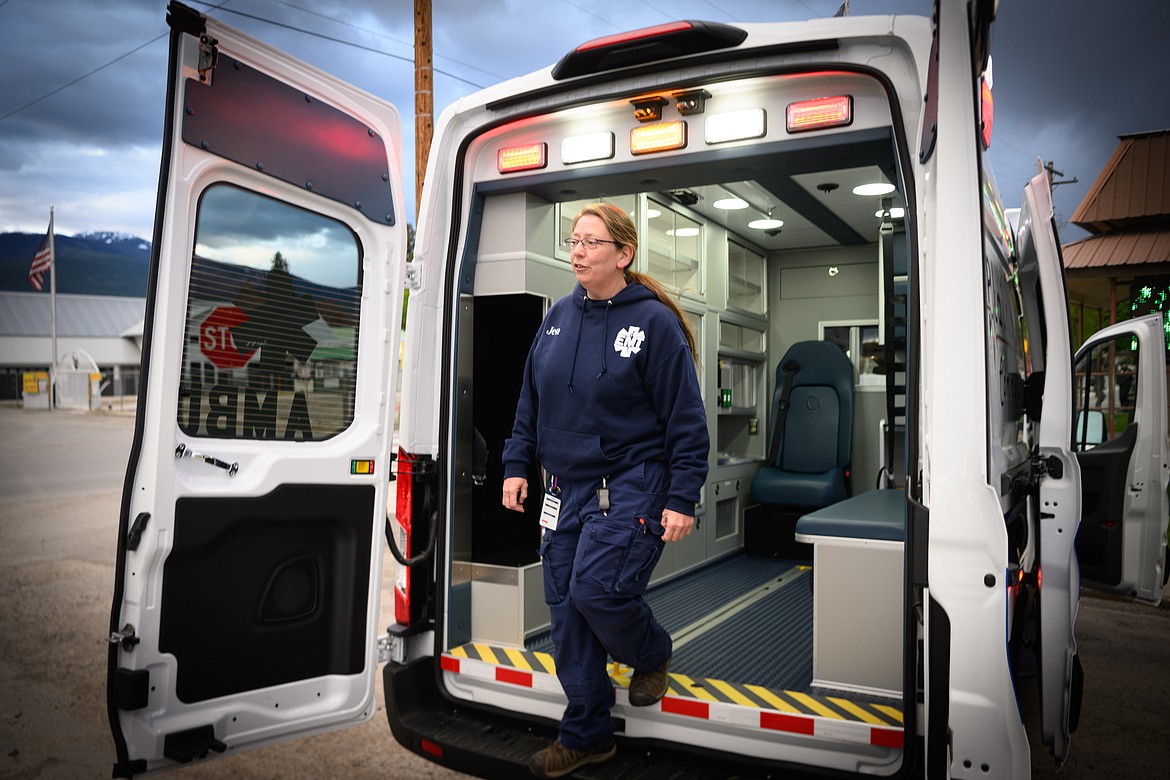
[
  {"x1": 178, "y1": 184, "x2": 362, "y2": 441},
  {"x1": 821, "y1": 321, "x2": 880, "y2": 386},
  {"x1": 1074, "y1": 333, "x2": 1138, "y2": 451}
]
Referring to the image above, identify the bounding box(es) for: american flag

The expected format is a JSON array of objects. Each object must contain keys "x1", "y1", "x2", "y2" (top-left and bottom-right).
[{"x1": 28, "y1": 225, "x2": 53, "y2": 291}]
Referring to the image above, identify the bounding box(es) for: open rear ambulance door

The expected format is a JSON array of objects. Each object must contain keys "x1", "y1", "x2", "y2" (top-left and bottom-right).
[
  {"x1": 1016, "y1": 170, "x2": 1083, "y2": 765},
  {"x1": 106, "y1": 3, "x2": 406, "y2": 776},
  {"x1": 1073, "y1": 314, "x2": 1169, "y2": 605}
]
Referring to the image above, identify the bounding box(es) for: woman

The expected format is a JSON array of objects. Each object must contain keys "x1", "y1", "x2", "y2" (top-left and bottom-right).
[{"x1": 501, "y1": 203, "x2": 709, "y2": 778}]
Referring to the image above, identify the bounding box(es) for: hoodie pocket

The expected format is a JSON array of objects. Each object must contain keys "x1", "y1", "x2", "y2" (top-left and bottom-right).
[{"x1": 539, "y1": 426, "x2": 613, "y2": 475}]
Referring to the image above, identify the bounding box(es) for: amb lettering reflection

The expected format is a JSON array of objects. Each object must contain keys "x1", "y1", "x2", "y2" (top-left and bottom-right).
[{"x1": 179, "y1": 250, "x2": 356, "y2": 440}]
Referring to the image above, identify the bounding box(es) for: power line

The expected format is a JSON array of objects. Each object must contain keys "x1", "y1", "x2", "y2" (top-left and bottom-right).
[
  {"x1": 187, "y1": 0, "x2": 485, "y2": 88},
  {"x1": 0, "y1": 0, "x2": 486, "y2": 125},
  {"x1": 262, "y1": 0, "x2": 506, "y2": 81},
  {"x1": 0, "y1": 33, "x2": 165, "y2": 123}
]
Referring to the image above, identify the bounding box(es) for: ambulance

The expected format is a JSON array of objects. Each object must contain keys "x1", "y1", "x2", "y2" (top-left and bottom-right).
[{"x1": 106, "y1": 0, "x2": 1169, "y2": 777}]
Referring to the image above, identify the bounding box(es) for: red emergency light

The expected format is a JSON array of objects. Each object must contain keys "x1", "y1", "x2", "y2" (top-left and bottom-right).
[{"x1": 786, "y1": 95, "x2": 853, "y2": 133}]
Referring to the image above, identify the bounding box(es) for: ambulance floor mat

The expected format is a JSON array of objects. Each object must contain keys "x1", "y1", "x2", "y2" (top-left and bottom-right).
[{"x1": 528, "y1": 553, "x2": 812, "y2": 691}]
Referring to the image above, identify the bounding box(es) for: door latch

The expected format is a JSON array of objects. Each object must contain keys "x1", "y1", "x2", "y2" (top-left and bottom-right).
[{"x1": 107, "y1": 624, "x2": 140, "y2": 651}]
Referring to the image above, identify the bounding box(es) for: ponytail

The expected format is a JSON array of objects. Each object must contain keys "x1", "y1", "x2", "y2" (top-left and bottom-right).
[{"x1": 625, "y1": 269, "x2": 700, "y2": 367}]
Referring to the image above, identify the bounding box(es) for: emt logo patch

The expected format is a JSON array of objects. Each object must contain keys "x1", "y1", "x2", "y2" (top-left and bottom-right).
[{"x1": 614, "y1": 325, "x2": 645, "y2": 357}]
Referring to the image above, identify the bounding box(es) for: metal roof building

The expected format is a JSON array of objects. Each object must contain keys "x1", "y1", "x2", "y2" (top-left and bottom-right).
[
  {"x1": 1062, "y1": 130, "x2": 1170, "y2": 338},
  {"x1": 0, "y1": 291, "x2": 145, "y2": 400}
]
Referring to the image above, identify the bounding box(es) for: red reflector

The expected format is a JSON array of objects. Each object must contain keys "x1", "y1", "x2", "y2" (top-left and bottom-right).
[
  {"x1": 786, "y1": 95, "x2": 853, "y2": 133},
  {"x1": 871, "y1": 727, "x2": 904, "y2": 748},
  {"x1": 497, "y1": 143, "x2": 547, "y2": 174},
  {"x1": 394, "y1": 447, "x2": 414, "y2": 626},
  {"x1": 760, "y1": 711, "x2": 815, "y2": 735},
  {"x1": 496, "y1": 667, "x2": 533, "y2": 687},
  {"x1": 440, "y1": 655, "x2": 460, "y2": 673},
  {"x1": 660, "y1": 697, "x2": 708, "y2": 719},
  {"x1": 420, "y1": 738, "x2": 443, "y2": 757},
  {"x1": 577, "y1": 21, "x2": 693, "y2": 52}
]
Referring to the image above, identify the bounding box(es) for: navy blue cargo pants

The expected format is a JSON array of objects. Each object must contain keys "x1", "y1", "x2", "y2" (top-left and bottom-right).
[{"x1": 539, "y1": 460, "x2": 672, "y2": 749}]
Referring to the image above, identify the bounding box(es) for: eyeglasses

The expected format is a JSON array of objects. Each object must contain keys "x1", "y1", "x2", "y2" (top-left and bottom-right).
[{"x1": 562, "y1": 237, "x2": 618, "y2": 251}]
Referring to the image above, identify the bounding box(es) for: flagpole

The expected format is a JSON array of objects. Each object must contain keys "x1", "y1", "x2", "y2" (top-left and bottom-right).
[{"x1": 48, "y1": 206, "x2": 57, "y2": 410}]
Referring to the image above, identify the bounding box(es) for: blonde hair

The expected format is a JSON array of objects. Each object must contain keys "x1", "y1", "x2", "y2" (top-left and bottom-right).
[{"x1": 574, "y1": 202, "x2": 700, "y2": 365}]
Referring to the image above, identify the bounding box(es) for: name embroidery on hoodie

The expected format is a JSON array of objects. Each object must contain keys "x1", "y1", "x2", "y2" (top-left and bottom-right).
[{"x1": 614, "y1": 325, "x2": 645, "y2": 357}]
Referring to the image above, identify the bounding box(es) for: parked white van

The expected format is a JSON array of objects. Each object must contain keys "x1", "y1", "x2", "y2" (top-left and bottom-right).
[{"x1": 107, "y1": 1, "x2": 1168, "y2": 778}]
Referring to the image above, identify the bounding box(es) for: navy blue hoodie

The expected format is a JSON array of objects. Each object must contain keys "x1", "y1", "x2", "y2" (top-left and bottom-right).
[{"x1": 502, "y1": 281, "x2": 709, "y2": 515}]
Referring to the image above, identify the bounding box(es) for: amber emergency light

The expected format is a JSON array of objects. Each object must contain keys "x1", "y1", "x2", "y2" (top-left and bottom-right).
[
  {"x1": 497, "y1": 143, "x2": 547, "y2": 173},
  {"x1": 630, "y1": 121, "x2": 687, "y2": 155}
]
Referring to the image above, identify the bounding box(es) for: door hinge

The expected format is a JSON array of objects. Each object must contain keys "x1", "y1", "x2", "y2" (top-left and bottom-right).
[
  {"x1": 197, "y1": 34, "x2": 219, "y2": 81},
  {"x1": 404, "y1": 262, "x2": 422, "y2": 291},
  {"x1": 1034, "y1": 453, "x2": 1063, "y2": 481}
]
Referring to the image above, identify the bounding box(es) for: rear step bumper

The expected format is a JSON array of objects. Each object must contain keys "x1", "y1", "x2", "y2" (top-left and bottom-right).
[{"x1": 384, "y1": 655, "x2": 828, "y2": 779}]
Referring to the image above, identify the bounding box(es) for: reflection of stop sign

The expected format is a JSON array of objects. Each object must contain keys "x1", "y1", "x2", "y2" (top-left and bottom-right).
[{"x1": 200, "y1": 306, "x2": 257, "y2": 369}]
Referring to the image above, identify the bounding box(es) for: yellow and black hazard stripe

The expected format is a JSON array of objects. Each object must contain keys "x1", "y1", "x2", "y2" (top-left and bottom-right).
[{"x1": 442, "y1": 641, "x2": 903, "y2": 749}]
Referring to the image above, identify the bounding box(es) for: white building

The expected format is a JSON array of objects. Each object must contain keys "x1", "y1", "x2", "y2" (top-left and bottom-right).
[{"x1": 0, "y1": 291, "x2": 145, "y2": 401}]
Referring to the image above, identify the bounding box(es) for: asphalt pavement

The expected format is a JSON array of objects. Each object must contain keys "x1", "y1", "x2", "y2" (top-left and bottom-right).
[{"x1": 0, "y1": 404, "x2": 1166, "y2": 779}]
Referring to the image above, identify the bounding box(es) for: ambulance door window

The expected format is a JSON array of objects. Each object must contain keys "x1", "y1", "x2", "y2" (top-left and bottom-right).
[
  {"x1": 1073, "y1": 334, "x2": 1138, "y2": 451},
  {"x1": 178, "y1": 183, "x2": 363, "y2": 441}
]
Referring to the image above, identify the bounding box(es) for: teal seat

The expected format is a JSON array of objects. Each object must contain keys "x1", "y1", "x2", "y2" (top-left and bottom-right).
[{"x1": 750, "y1": 341, "x2": 853, "y2": 510}]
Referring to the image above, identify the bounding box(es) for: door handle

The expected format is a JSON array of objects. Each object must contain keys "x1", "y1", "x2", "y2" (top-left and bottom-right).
[{"x1": 175, "y1": 443, "x2": 239, "y2": 476}]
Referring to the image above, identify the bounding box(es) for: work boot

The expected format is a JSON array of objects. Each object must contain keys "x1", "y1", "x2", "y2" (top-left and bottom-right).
[
  {"x1": 628, "y1": 659, "x2": 671, "y2": 706},
  {"x1": 528, "y1": 739, "x2": 616, "y2": 778}
]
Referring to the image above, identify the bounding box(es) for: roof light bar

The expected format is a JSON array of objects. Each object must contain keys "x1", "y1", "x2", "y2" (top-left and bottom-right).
[
  {"x1": 497, "y1": 143, "x2": 547, "y2": 174},
  {"x1": 786, "y1": 95, "x2": 853, "y2": 133},
  {"x1": 630, "y1": 121, "x2": 687, "y2": 155},
  {"x1": 706, "y1": 108, "x2": 766, "y2": 144},
  {"x1": 562, "y1": 132, "x2": 615, "y2": 165}
]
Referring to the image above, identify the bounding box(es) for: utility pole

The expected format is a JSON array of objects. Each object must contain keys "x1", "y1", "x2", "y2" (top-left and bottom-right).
[
  {"x1": 1044, "y1": 160, "x2": 1078, "y2": 192},
  {"x1": 414, "y1": 0, "x2": 433, "y2": 223}
]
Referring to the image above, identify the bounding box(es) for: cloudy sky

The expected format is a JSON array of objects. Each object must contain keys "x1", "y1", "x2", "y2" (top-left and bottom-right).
[{"x1": 1, "y1": 0, "x2": 1167, "y2": 244}]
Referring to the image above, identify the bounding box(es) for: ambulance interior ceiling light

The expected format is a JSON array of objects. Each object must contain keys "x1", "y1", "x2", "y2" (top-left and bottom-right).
[
  {"x1": 748, "y1": 207, "x2": 783, "y2": 231},
  {"x1": 562, "y1": 132, "x2": 615, "y2": 165},
  {"x1": 853, "y1": 182, "x2": 896, "y2": 196},
  {"x1": 875, "y1": 207, "x2": 906, "y2": 219},
  {"x1": 718, "y1": 185, "x2": 779, "y2": 230}
]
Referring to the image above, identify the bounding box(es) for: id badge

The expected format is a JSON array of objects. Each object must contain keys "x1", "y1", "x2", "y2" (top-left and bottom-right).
[{"x1": 539, "y1": 490, "x2": 561, "y2": 530}]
